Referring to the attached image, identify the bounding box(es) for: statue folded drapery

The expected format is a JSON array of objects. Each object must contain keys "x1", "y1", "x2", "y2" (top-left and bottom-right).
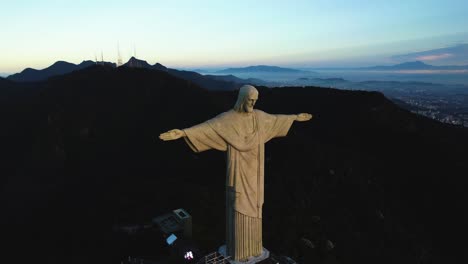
[
  {"x1": 159, "y1": 85, "x2": 312, "y2": 261},
  {"x1": 183, "y1": 109, "x2": 296, "y2": 260}
]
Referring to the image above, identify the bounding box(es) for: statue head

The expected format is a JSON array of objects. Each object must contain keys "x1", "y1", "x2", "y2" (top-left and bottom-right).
[{"x1": 233, "y1": 85, "x2": 259, "y2": 113}]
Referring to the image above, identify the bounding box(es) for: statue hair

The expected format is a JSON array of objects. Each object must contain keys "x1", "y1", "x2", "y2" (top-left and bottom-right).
[{"x1": 233, "y1": 85, "x2": 258, "y2": 112}]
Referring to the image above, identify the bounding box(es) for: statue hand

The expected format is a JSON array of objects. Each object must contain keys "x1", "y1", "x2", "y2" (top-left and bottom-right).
[
  {"x1": 159, "y1": 129, "x2": 185, "y2": 141},
  {"x1": 296, "y1": 113, "x2": 313, "y2": 122}
]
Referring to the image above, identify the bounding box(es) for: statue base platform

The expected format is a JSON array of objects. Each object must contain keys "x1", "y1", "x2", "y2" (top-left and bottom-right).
[{"x1": 218, "y1": 245, "x2": 270, "y2": 264}]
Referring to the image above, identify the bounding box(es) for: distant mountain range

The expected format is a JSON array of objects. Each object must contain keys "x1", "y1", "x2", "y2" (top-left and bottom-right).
[
  {"x1": 118, "y1": 57, "x2": 275, "y2": 88},
  {"x1": 216, "y1": 65, "x2": 308, "y2": 74},
  {"x1": 7, "y1": 60, "x2": 116, "y2": 82},
  {"x1": 7, "y1": 59, "x2": 468, "y2": 91},
  {"x1": 307, "y1": 61, "x2": 468, "y2": 71},
  {"x1": 362, "y1": 61, "x2": 468, "y2": 70},
  {"x1": 216, "y1": 61, "x2": 468, "y2": 73},
  {"x1": 303, "y1": 61, "x2": 468, "y2": 71},
  {"x1": 5, "y1": 57, "x2": 269, "y2": 90},
  {"x1": 203, "y1": 74, "x2": 274, "y2": 86},
  {"x1": 292, "y1": 76, "x2": 468, "y2": 97},
  {"x1": 391, "y1": 44, "x2": 468, "y2": 65}
]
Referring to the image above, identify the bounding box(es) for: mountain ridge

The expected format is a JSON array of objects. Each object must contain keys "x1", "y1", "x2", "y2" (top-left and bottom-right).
[
  {"x1": 7, "y1": 60, "x2": 115, "y2": 82},
  {"x1": 5, "y1": 57, "x2": 265, "y2": 90},
  {"x1": 305, "y1": 61, "x2": 468, "y2": 71},
  {"x1": 1, "y1": 66, "x2": 467, "y2": 264}
]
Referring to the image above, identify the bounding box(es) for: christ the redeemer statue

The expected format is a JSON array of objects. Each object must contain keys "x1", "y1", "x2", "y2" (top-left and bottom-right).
[{"x1": 159, "y1": 85, "x2": 312, "y2": 262}]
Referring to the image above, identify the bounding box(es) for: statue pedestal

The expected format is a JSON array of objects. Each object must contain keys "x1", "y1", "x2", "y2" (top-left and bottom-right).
[{"x1": 218, "y1": 245, "x2": 270, "y2": 264}]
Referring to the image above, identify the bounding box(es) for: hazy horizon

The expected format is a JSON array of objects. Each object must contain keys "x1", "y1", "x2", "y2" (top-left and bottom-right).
[
  {"x1": 2, "y1": 1, "x2": 468, "y2": 74},
  {"x1": 3, "y1": 47, "x2": 468, "y2": 76}
]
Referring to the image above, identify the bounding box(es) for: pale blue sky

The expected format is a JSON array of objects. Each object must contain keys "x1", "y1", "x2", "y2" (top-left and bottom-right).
[{"x1": 1, "y1": 0, "x2": 468, "y2": 73}]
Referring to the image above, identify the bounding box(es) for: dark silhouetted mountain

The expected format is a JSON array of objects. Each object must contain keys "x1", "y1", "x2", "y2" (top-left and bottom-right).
[
  {"x1": 122, "y1": 56, "x2": 155, "y2": 69},
  {"x1": 0, "y1": 76, "x2": 8, "y2": 85},
  {"x1": 153, "y1": 62, "x2": 168, "y2": 72},
  {"x1": 217, "y1": 65, "x2": 307, "y2": 74},
  {"x1": 121, "y1": 57, "x2": 241, "y2": 90},
  {"x1": 204, "y1": 74, "x2": 252, "y2": 83},
  {"x1": 167, "y1": 69, "x2": 242, "y2": 90},
  {"x1": 6, "y1": 57, "x2": 273, "y2": 91},
  {"x1": 1, "y1": 66, "x2": 467, "y2": 264},
  {"x1": 0, "y1": 76, "x2": 15, "y2": 92},
  {"x1": 6, "y1": 60, "x2": 117, "y2": 82},
  {"x1": 115, "y1": 57, "x2": 169, "y2": 72},
  {"x1": 0, "y1": 75, "x2": 39, "y2": 104}
]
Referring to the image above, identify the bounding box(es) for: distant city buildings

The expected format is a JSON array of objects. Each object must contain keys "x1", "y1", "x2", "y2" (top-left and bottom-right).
[{"x1": 397, "y1": 96, "x2": 468, "y2": 127}]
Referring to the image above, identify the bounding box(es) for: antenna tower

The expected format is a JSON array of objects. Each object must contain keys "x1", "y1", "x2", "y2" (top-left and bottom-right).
[{"x1": 117, "y1": 42, "x2": 123, "y2": 67}]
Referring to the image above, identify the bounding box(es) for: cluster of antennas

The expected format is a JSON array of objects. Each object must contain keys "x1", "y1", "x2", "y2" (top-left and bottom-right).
[{"x1": 94, "y1": 43, "x2": 138, "y2": 67}]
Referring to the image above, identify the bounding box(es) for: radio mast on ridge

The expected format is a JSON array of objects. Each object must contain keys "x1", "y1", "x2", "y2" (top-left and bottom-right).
[{"x1": 117, "y1": 42, "x2": 123, "y2": 67}]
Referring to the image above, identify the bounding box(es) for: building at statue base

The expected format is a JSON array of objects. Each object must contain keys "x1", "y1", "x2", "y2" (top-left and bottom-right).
[{"x1": 218, "y1": 245, "x2": 269, "y2": 264}]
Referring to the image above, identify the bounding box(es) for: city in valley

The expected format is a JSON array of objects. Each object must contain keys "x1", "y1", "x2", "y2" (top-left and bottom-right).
[{"x1": 204, "y1": 64, "x2": 468, "y2": 128}]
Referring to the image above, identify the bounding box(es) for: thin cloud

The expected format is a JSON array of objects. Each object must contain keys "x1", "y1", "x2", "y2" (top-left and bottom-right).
[
  {"x1": 392, "y1": 44, "x2": 468, "y2": 65},
  {"x1": 416, "y1": 53, "x2": 453, "y2": 61}
]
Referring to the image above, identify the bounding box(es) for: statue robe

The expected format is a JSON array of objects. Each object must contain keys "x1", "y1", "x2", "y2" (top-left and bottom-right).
[{"x1": 183, "y1": 109, "x2": 296, "y2": 261}]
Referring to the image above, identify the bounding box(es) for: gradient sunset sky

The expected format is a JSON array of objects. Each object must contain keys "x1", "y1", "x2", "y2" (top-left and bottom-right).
[{"x1": 1, "y1": 0, "x2": 468, "y2": 74}]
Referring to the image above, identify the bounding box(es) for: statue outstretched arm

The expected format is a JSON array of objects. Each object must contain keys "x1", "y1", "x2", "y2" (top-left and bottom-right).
[
  {"x1": 159, "y1": 129, "x2": 186, "y2": 141},
  {"x1": 295, "y1": 113, "x2": 313, "y2": 122},
  {"x1": 160, "y1": 122, "x2": 227, "y2": 152}
]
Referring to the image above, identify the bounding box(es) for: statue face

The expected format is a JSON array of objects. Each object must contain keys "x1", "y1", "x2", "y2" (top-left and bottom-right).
[{"x1": 243, "y1": 92, "x2": 258, "y2": 113}]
